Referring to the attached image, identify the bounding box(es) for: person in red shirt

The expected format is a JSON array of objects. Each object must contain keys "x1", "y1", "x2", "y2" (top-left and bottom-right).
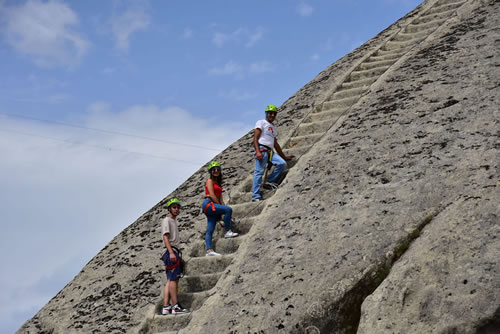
[{"x1": 201, "y1": 161, "x2": 238, "y2": 256}]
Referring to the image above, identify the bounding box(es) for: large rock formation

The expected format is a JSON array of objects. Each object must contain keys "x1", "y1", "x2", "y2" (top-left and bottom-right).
[{"x1": 18, "y1": 0, "x2": 499, "y2": 333}]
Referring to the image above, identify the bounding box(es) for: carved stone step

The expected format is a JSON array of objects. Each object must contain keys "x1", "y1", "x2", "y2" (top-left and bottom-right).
[
  {"x1": 295, "y1": 119, "x2": 336, "y2": 137},
  {"x1": 286, "y1": 144, "x2": 313, "y2": 158},
  {"x1": 425, "y1": 1, "x2": 464, "y2": 16},
  {"x1": 212, "y1": 236, "x2": 244, "y2": 254},
  {"x1": 340, "y1": 76, "x2": 378, "y2": 90},
  {"x1": 228, "y1": 189, "x2": 252, "y2": 204},
  {"x1": 405, "y1": 19, "x2": 444, "y2": 33},
  {"x1": 322, "y1": 95, "x2": 360, "y2": 109},
  {"x1": 349, "y1": 66, "x2": 390, "y2": 81},
  {"x1": 374, "y1": 47, "x2": 408, "y2": 57},
  {"x1": 179, "y1": 272, "x2": 221, "y2": 293},
  {"x1": 358, "y1": 58, "x2": 396, "y2": 71},
  {"x1": 413, "y1": 10, "x2": 455, "y2": 25},
  {"x1": 385, "y1": 38, "x2": 420, "y2": 51},
  {"x1": 231, "y1": 201, "x2": 266, "y2": 217},
  {"x1": 332, "y1": 85, "x2": 368, "y2": 99},
  {"x1": 145, "y1": 313, "x2": 191, "y2": 333},
  {"x1": 393, "y1": 28, "x2": 432, "y2": 42},
  {"x1": 435, "y1": 0, "x2": 464, "y2": 6},
  {"x1": 184, "y1": 255, "x2": 234, "y2": 275},
  {"x1": 304, "y1": 108, "x2": 346, "y2": 123},
  {"x1": 287, "y1": 133, "x2": 323, "y2": 148}
]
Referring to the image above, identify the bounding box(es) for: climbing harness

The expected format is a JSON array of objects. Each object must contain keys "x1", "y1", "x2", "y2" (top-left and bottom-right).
[
  {"x1": 162, "y1": 246, "x2": 183, "y2": 272},
  {"x1": 203, "y1": 198, "x2": 216, "y2": 213}
]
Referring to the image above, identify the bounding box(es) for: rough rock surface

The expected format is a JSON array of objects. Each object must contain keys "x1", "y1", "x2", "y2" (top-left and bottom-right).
[{"x1": 18, "y1": 0, "x2": 499, "y2": 333}]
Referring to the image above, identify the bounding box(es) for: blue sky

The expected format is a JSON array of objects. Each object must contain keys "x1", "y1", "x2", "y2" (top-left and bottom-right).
[{"x1": 0, "y1": 0, "x2": 422, "y2": 332}]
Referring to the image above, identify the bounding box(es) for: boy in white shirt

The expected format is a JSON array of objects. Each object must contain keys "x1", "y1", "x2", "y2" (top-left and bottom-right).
[{"x1": 161, "y1": 198, "x2": 189, "y2": 315}]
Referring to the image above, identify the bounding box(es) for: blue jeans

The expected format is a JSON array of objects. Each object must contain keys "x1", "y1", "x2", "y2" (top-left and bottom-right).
[
  {"x1": 252, "y1": 151, "x2": 286, "y2": 200},
  {"x1": 202, "y1": 198, "x2": 232, "y2": 250}
]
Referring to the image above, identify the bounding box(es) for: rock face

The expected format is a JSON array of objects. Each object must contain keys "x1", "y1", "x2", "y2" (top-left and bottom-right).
[{"x1": 18, "y1": 0, "x2": 499, "y2": 333}]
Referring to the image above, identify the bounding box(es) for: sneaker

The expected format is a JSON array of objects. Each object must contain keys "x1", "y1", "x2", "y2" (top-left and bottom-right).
[
  {"x1": 205, "y1": 250, "x2": 222, "y2": 256},
  {"x1": 263, "y1": 182, "x2": 279, "y2": 190},
  {"x1": 171, "y1": 304, "x2": 189, "y2": 315},
  {"x1": 252, "y1": 197, "x2": 263, "y2": 202},
  {"x1": 224, "y1": 230, "x2": 239, "y2": 238},
  {"x1": 162, "y1": 305, "x2": 171, "y2": 315}
]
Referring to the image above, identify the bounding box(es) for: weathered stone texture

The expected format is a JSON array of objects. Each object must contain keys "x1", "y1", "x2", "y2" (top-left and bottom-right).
[{"x1": 18, "y1": 0, "x2": 499, "y2": 333}]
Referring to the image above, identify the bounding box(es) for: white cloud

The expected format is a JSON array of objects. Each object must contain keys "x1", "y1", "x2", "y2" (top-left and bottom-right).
[
  {"x1": 209, "y1": 60, "x2": 273, "y2": 79},
  {"x1": 2, "y1": 0, "x2": 90, "y2": 68},
  {"x1": 110, "y1": 1, "x2": 151, "y2": 51},
  {"x1": 212, "y1": 27, "x2": 264, "y2": 48},
  {"x1": 297, "y1": 2, "x2": 314, "y2": 17},
  {"x1": 310, "y1": 53, "x2": 320, "y2": 61},
  {"x1": 0, "y1": 104, "x2": 249, "y2": 333}
]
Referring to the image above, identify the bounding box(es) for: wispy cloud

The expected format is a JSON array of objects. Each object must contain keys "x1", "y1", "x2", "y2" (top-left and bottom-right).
[
  {"x1": 297, "y1": 2, "x2": 314, "y2": 17},
  {"x1": 2, "y1": 0, "x2": 90, "y2": 68},
  {"x1": 0, "y1": 103, "x2": 248, "y2": 333},
  {"x1": 110, "y1": 1, "x2": 151, "y2": 51},
  {"x1": 209, "y1": 60, "x2": 274, "y2": 79},
  {"x1": 249, "y1": 61, "x2": 274, "y2": 74},
  {"x1": 212, "y1": 27, "x2": 264, "y2": 48},
  {"x1": 219, "y1": 88, "x2": 257, "y2": 101},
  {"x1": 208, "y1": 61, "x2": 244, "y2": 79}
]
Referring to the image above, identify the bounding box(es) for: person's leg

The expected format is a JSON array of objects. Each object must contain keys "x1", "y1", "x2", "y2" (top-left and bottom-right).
[
  {"x1": 163, "y1": 280, "x2": 170, "y2": 306},
  {"x1": 205, "y1": 215, "x2": 217, "y2": 251},
  {"x1": 252, "y1": 151, "x2": 268, "y2": 199},
  {"x1": 267, "y1": 153, "x2": 287, "y2": 184},
  {"x1": 168, "y1": 280, "x2": 178, "y2": 306},
  {"x1": 212, "y1": 203, "x2": 232, "y2": 231}
]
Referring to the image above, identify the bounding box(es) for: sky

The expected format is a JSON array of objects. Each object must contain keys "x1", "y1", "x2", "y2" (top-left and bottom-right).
[{"x1": 0, "y1": 0, "x2": 423, "y2": 332}]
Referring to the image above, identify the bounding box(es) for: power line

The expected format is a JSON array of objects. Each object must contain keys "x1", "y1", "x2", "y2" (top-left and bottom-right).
[
  {"x1": 0, "y1": 127, "x2": 204, "y2": 166},
  {"x1": 0, "y1": 111, "x2": 224, "y2": 152}
]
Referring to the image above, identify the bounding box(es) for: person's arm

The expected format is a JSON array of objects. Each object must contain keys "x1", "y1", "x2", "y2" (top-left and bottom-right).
[
  {"x1": 206, "y1": 178, "x2": 221, "y2": 204},
  {"x1": 274, "y1": 138, "x2": 294, "y2": 161},
  {"x1": 253, "y1": 128, "x2": 263, "y2": 161},
  {"x1": 163, "y1": 234, "x2": 176, "y2": 262}
]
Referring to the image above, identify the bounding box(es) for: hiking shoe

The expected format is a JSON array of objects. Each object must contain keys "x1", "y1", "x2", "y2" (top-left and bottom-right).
[
  {"x1": 171, "y1": 304, "x2": 189, "y2": 315},
  {"x1": 224, "y1": 230, "x2": 239, "y2": 238},
  {"x1": 162, "y1": 305, "x2": 171, "y2": 315},
  {"x1": 206, "y1": 250, "x2": 222, "y2": 256},
  {"x1": 263, "y1": 182, "x2": 279, "y2": 190}
]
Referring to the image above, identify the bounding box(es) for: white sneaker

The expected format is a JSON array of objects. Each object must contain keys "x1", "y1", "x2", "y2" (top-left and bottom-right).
[
  {"x1": 162, "y1": 305, "x2": 171, "y2": 315},
  {"x1": 224, "y1": 230, "x2": 239, "y2": 238},
  {"x1": 206, "y1": 250, "x2": 222, "y2": 256},
  {"x1": 171, "y1": 304, "x2": 189, "y2": 315}
]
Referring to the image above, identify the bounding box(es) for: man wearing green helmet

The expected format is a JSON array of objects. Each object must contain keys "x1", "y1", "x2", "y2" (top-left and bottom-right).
[
  {"x1": 252, "y1": 104, "x2": 294, "y2": 201},
  {"x1": 161, "y1": 198, "x2": 189, "y2": 315}
]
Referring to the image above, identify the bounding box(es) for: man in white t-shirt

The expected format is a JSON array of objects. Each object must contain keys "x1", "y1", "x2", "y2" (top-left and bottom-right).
[{"x1": 252, "y1": 104, "x2": 294, "y2": 201}]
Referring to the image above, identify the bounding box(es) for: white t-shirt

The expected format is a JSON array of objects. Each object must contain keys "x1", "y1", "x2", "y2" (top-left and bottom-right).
[
  {"x1": 255, "y1": 119, "x2": 277, "y2": 148},
  {"x1": 161, "y1": 217, "x2": 180, "y2": 248}
]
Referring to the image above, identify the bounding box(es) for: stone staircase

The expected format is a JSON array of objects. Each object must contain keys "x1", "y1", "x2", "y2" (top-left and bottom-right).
[{"x1": 139, "y1": 0, "x2": 467, "y2": 332}]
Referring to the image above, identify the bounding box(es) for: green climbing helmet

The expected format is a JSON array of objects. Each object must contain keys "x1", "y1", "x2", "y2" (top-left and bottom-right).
[
  {"x1": 208, "y1": 161, "x2": 221, "y2": 172},
  {"x1": 265, "y1": 104, "x2": 278, "y2": 113},
  {"x1": 167, "y1": 197, "x2": 182, "y2": 208}
]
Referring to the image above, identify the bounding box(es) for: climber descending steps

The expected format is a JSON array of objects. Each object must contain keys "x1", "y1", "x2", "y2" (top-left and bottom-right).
[{"x1": 140, "y1": 1, "x2": 468, "y2": 332}]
